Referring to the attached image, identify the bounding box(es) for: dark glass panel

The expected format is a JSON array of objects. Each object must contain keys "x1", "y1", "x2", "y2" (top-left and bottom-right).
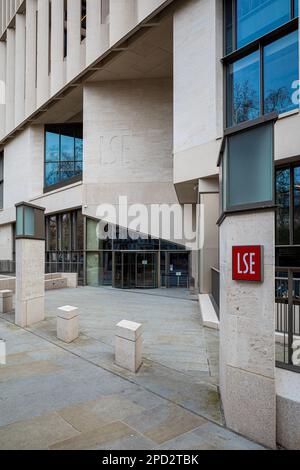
[
  {"x1": 264, "y1": 30, "x2": 299, "y2": 115},
  {"x1": 237, "y1": 0, "x2": 290, "y2": 49},
  {"x1": 276, "y1": 247, "x2": 300, "y2": 267},
  {"x1": 227, "y1": 50, "x2": 260, "y2": 127},
  {"x1": 76, "y1": 210, "x2": 84, "y2": 251},
  {"x1": 225, "y1": 0, "x2": 234, "y2": 54},
  {"x1": 48, "y1": 216, "x2": 57, "y2": 251},
  {"x1": 61, "y1": 213, "x2": 71, "y2": 251},
  {"x1": 294, "y1": 167, "x2": 300, "y2": 244},
  {"x1": 276, "y1": 168, "x2": 291, "y2": 245}
]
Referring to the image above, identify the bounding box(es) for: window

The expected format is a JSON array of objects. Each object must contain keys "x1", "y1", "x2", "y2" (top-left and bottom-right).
[
  {"x1": 64, "y1": 2, "x2": 67, "y2": 58},
  {"x1": 221, "y1": 122, "x2": 274, "y2": 211},
  {"x1": 101, "y1": 0, "x2": 110, "y2": 24},
  {"x1": 276, "y1": 164, "x2": 300, "y2": 246},
  {"x1": 44, "y1": 124, "x2": 83, "y2": 190},
  {"x1": 81, "y1": 0, "x2": 86, "y2": 41},
  {"x1": 226, "y1": 0, "x2": 298, "y2": 53},
  {"x1": 225, "y1": 0, "x2": 299, "y2": 128},
  {"x1": 0, "y1": 152, "x2": 3, "y2": 210}
]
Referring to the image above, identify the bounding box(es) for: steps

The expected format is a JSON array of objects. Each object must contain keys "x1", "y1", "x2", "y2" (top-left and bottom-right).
[{"x1": 44, "y1": 273, "x2": 68, "y2": 291}]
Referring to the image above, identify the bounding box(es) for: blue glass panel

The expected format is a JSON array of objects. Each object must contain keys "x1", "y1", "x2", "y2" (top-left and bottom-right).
[
  {"x1": 227, "y1": 50, "x2": 260, "y2": 127},
  {"x1": 264, "y1": 30, "x2": 299, "y2": 115},
  {"x1": 24, "y1": 206, "x2": 35, "y2": 237},
  {"x1": 45, "y1": 132, "x2": 59, "y2": 162},
  {"x1": 75, "y1": 137, "x2": 83, "y2": 161},
  {"x1": 61, "y1": 134, "x2": 74, "y2": 161},
  {"x1": 237, "y1": 0, "x2": 291, "y2": 49},
  {"x1": 45, "y1": 162, "x2": 60, "y2": 186},
  {"x1": 60, "y1": 161, "x2": 75, "y2": 181},
  {"x1": 75, "y1": 161, "x2": 83, "y2": 175},
  {"x1": 295, "y1": 0, "x2": 299, "y2": 17}
]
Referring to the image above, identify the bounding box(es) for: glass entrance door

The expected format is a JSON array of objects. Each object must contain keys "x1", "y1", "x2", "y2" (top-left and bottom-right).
[
  {"x1": 136, "y1": 253, "x2": 158, "y2": 289},
  {"x1": 113, "y1": 252, "x2": 158, "y2": 289}
]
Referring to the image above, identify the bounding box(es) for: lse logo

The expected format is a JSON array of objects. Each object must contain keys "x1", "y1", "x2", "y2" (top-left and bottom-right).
[{"x1": 232, "y1": 246, "x2": 263, "y2": 282}]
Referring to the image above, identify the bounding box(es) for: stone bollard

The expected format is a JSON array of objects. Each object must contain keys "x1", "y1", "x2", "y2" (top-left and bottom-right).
[
  {"x1": 0, "y1": 339, "x2": 6, "y2": 365},
  {"x1": 57, "y1": 306, "x2": 79, "y2": 343},
  {"x1": 0, "y1": 290, "x2": 13, "y2": 314},
  {"x1": 115, "y1": 320, "x2": 143, "y2": 373}
]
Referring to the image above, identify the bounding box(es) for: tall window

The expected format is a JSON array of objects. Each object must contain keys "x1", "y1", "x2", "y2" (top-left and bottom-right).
[
  {"x1": 44, "y1": 124, "x2": 83, "y2": 190},
  {"x1": 0, "y1": 152, "x2": 3, "y2": 210},
  {"x1": 81, "y1": 0, "x2": 87, "y2": 41},
  {"x1": 225, "y1": 0, "x2": 299, "y2": 128},
  {"x1": 276, "y1": 164, "x2": 300, "y2": 246},
  {"x1": 101, "y1": 0, "x2": 110, "y2": 24}
]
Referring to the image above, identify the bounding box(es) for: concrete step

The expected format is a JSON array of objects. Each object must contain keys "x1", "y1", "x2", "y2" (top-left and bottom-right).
[{"x1": 44, "y1": 273, "x2": 63, "y2": 280}]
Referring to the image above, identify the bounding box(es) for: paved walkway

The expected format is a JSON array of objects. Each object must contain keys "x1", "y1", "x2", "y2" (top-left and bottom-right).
[{"x1": 0, "y1": 287, "x2": 264, "y2": 450}]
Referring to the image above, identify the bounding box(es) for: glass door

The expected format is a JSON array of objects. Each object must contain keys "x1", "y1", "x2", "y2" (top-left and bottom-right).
[{"x1": 136, "y1": 253, "x2": 158, "y2": 289}]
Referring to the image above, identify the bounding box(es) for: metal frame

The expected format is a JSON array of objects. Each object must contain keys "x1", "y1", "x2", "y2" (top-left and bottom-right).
[
  {"x1": 223, "y1": 0, "x2": 299, "y2": 131},
  {"x1": 275, "y1": 160, "x2": 300, "y2": 247},
  {"x1": 43, "y1": 123, "x2": 83, "y2": 194}
]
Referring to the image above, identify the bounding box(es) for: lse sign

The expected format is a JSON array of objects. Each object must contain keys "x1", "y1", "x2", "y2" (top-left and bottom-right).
[{"x1": 232, "y1": 246, "x2": 263, "y2": 282}]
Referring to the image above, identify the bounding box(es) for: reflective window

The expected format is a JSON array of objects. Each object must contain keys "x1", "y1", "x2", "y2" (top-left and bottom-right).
[
  {"x1": 227, "y1": 51, "x2": 260, "y2": 127},
  {"x1": 45, "y1": 124, "x2": 83, "y2": 189},
  {"x1": 225, "y1": 0, "x2": 298, "y2": 54},
  {"x1": 294, "y1": 167, "x2": 300, "y2": 244},
  {"x1": 264, "y1": 30, "x2": 299, "y2": 115},
  {"x1": 276, "y1": 168, "x2": 290, "y2": 245},
  {"x1": 237, "y1": 0, "x2": 291, "y2": 49}
]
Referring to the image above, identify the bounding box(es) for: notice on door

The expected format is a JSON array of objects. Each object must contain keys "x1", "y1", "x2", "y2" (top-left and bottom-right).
[{"x1": 232, "y1": 246, "x2": 263, "y2": 282}]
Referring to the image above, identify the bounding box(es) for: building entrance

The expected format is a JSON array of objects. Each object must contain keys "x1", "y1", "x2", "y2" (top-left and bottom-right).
[{"x1": 113, "y1": 252, "x2": 158, "y2": 289}]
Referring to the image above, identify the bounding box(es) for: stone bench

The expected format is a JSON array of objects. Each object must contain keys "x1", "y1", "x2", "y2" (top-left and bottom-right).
[
  {"x1": 57, "y1": 306, "x2": 79, "y2": 343},
  {"x1": 115, "y1": 320, "x2": 143, "y2": 373},
  {"x1": 0, "y1": 290, "x2": 13, "y2": 314},
  {"x1": 45, "y1": 278, "x2": 68, "y2": 291}
]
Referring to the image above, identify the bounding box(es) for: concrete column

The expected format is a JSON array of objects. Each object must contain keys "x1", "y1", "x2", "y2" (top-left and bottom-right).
[
  {"x1": 5, "y1": 27, "x2": 15, "y2": 134},
  {"x1": 66, "y1": 0, "x2": 81, "y2": 81},
  {"x1": 36, "y1": 0, "x2": 49, "y2": 107},
  {"x1": 0, "y1": 40, "x2": 6, "y2": 140},
  {"x1": 219, "y1": 210, "x2": 276, "y2": 449},
  {"x1": 15, "y1": 238, "x2": 45, "y2": 327},
  {"x1": 86, "y1": 0, "x2": 109, "y2": 66},
  {"x1": 109, "y1": 0, "x2": 137, "y2": 46},
  {"x1": 14, "y1": 12, "x2": 25, "y2": 126},
  {"x1": 25, "y1": 0, "x2": 37, "y2": 116},
  {"x1": 50, "y1": 0, "x2": 64, "y2": 95},
  {"x1": 198, "y1": 181, "x2": 219, "y2": 294}
]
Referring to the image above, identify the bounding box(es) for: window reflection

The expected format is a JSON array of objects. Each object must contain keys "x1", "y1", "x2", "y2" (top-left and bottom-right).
[
  {"x1": 227, "y1": 51, "x2": 260, "y2": 127},
  {"x1": 237, "y1": 0, "x2": 290, "y2": 49},
  {"x1": 264, "y1": 31, "x2": 299, "y2": 115},
  {"x1": 45, "y1": 124, "x2": 83, "y2": 189},
  {"x1": 294, "y1": 167, "x2": 300, "y2": 244},
  {"x1": 276, "y1": 168, "x2": 290, "y2": 245}
]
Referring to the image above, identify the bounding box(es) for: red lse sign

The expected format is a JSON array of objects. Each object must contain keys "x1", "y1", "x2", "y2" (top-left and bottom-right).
[{"x1": 232, "y1": 246, "x2": 263, "y2": 282}]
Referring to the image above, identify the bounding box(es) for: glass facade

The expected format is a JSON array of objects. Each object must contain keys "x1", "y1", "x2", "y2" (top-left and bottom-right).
[
  {"x1": 86, "y1": 218, "x2": 190, "y2": 289},
  {"x1": 45, "y1": 209, "x2": 84, "y2": 284},
  {"x1": 45, "y1": 124, "x2": 83, "y2": 190},
  {"x1": 276, "y1": 164, "x2": 300, "y2": 253},
  {"x1": 225, "y1": 0, "x2": 299, "y2": 128}
]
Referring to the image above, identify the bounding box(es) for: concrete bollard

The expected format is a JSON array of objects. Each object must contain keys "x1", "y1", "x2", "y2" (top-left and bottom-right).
[
  {"x1": 0, "y1": 290, "x2": 13, "y2": 314},
  {"x1": 0, "y1": 339, "x2": 6, "y2": 365},
  {"x1": 57, "y1": 306, "x2": 79, "y2": 343},
  {"x1": 115, "y1": 320, "x2": 143, "y2": 373}
]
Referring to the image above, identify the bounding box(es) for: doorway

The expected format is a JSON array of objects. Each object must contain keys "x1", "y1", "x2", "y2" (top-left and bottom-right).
[{"x1": 113, "y1": 252, "x2": 158, "y2": 289}]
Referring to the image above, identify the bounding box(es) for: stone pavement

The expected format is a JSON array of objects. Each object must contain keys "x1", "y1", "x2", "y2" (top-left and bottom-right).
[{"x1": 0, "y1": 287, "x2": 264, "y2": 450}]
